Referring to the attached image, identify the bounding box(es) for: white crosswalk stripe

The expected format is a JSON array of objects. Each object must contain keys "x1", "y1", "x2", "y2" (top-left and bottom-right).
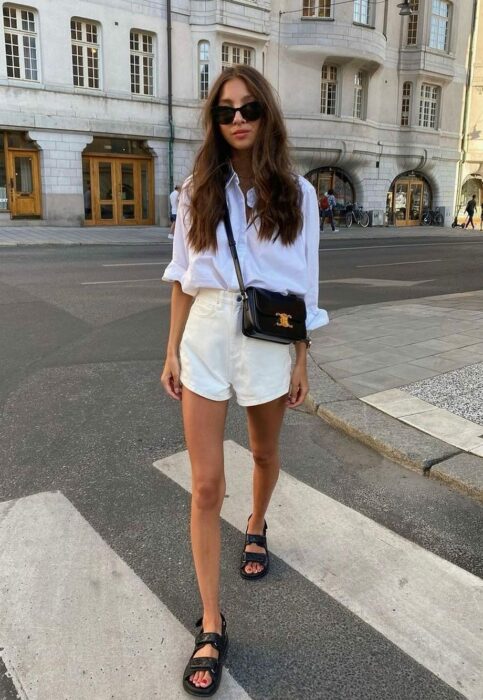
[
  {"x1": 154, "y1": 440, "x2": 483, "y2": 700},
  {"x1": 0, "y1": 492, "x2": 250, "y2": 700}
]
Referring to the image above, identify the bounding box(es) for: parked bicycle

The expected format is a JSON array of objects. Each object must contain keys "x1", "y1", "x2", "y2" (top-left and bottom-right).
[
  {"x1": 345, "y1": 203, "x2": 370, "y2": 228},
  {"x1": 421, "y1": 208, "x2": 444, "y2": 226}
]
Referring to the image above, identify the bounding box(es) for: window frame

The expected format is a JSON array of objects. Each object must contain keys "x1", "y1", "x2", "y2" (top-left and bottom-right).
[
  {"x1": 353, "y1": 0, "x2": 372, "y2": 27},
  {"x1": 71, "y1": 17, "x2": 101, "y2": 90},
  {"x1": 406, "y1": 0, "x2": 419, "y2": 46},
  {"x1": 302, "y1": 0, "x2": 332, "y2": 19},
  {"x1": 429, "y1": 0, "x2": 451, "y2": 53},
  {"x1": 198, "y1": 40, "x2": 209, "y2": 100},
  {"x1": 400, "y1": 81, "x2": 412, "y2": 126},
  {"x1": 320, "y1": 64, "x2": 339, "y2": 116},
  {"x1": 221, "y1": 42, "x2": 254, "y2": 70},
  {"x1": 418, "y1": 83, "x2": 441, "y2": 130},
  {"x1": 353, "y1": 70, "x2": 367, "y2": 120},
  {"x1": 130, "y1": 29, "x2": 155, "y2": 96},
  {"x1": 3, "y1": 3, "x2": 39, "y2": 82}
]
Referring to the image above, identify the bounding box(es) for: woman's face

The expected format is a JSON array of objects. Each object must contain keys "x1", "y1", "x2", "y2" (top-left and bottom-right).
[{"x1": 216, "y1": 78, "x2": 261, "y2": 153}]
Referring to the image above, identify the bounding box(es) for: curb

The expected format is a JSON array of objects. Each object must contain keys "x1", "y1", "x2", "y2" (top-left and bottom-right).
[{"x1": 305, "y1": 354, "x2": 483, "y2": 503}]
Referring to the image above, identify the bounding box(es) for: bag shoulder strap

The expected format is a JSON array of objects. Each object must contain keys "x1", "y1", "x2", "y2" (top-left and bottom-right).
[{"x1": 223, "y1": 206, "x2": 247, "y2": 297}]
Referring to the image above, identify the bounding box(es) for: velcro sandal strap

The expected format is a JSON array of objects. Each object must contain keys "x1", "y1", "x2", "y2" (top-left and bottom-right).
[
  {"x1": 245, "y1": 533, "x2": 266, "y2": 547},
  {"x1": 241, "y1": 551, "x2": 267, "y2": 565},
  {"x1": 187, "y1": 657, "x2": 219, "y2": 674},
  {"x1": 195, "y1": 632, "x2": 223, "y2": 651}
]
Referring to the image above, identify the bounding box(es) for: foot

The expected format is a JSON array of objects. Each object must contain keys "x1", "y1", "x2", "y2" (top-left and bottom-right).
[
  {"x1": 243, "y1": 516, "x2": 267, "y2": 576},
  {"x1": 189, "y1": 614, "x2": 222, "y2": 690},
  {"x1": 168, "y1": 233, "x2": 174, "y2": 239}
]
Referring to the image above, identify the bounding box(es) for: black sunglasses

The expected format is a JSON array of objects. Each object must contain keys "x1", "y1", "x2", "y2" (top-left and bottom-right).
[{"x1": 211, "y1": 101, "x2": 263, "y2": 125}]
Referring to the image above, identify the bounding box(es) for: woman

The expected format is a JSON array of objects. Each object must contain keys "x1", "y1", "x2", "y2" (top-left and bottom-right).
[{"x1": 161, "y1": 65, "x2": 328, "y2": 696}]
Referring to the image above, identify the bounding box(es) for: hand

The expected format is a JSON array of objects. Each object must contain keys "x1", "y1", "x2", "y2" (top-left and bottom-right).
[
  {"x1": 286, "y1": 363, "x2": 309, "y2": 409},
  {"x1": 160, "y1": 354, "x2": 182, "y2": 401}
]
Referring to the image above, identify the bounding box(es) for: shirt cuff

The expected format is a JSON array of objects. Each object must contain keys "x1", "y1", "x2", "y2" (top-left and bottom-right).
[
  {"x1": 162, "y1": 261, "x2": 187, "y2": 285},
  {"x1": 306, "y1": 306, "x2": 329, "y2": 332}
]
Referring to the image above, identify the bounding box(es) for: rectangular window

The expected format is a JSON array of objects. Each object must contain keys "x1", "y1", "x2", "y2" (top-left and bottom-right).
[
  {"x1": 407, "y1": 0, "x2": 419, "y2": 45},
  {"x1": 321, "y1": 65, "x2": 338, "y2": 115},
  {"x1": 3, "y1": 4, "x2": 38, "y2": 81},
  {"x1": 419, "y1": 84, "x2": 440, "y2": 129},
  {"x1": 71, "y1": 18, "x2": 100, "y2": 89},
  {"x1": 353, "y1": 71, "x2": 366, "y2": 119},
  {"x1": 353, "y1": 0, "x2": 370, "y2": 25},
  {"x1": 429, "y1": 0, "x2": 450, "y2": 51},
  {"x1": 199, "y1": 41, "x2": 209, "y2": 100},
  {"x1": 302, "y1": 1, "x2": 331, "y2": 18},
  {"x1": 401, "y1": 82, "x2": 412, "y2": 126},
  {"x1": 130, "y1": 31, "x2": 154, "y2": 95},
  {"x1": 221, "y1": 43, "x2": 254, "y2": 70}
]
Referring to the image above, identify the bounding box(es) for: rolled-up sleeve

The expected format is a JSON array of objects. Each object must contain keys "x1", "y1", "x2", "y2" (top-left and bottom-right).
[
  {"x1": 162, "y1": 184, "x2": 191, "y2": 289},
  {"x1": 303, "y1": 181, "x2": 329, "y2": 331}
]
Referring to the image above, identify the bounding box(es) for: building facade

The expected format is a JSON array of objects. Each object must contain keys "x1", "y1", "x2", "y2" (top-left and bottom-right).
[{"x1": 0, "y1": 0, "x2": 479, "y2": 227}]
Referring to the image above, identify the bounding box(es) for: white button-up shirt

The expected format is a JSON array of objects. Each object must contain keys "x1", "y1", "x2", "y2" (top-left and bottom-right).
[{"x1": 162, "y1": 171, "x2": 329, "y2": 331}]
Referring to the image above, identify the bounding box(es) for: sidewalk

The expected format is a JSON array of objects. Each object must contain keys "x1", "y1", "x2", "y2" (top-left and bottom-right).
[
  {"x1": 0, "y1": 223, "x2": 482, "y2": 246},
  {"x1": 306, "y1": 290, "x2": 483, "y2": 502},
  {"x1": 2, "y1": 223, "x2": 482, "y2": 500}
]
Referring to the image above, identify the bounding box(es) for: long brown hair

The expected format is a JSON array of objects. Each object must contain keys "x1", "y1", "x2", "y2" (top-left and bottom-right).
[{"x1": 187, "y1": 66, "x2": 302, "y2": 253}]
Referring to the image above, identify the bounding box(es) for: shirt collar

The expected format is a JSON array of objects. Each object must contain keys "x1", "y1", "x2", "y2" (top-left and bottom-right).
[{"x1": 225, "y1": 162, "x2": 238, "y2": 189}]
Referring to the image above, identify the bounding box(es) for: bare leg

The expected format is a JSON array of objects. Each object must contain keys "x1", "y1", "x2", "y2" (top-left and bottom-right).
[
  {"x1": 243, "y1": 396, "x2": 286, "y2": 575},
  {"x1": 182, "y1": 387, "x2": 229, "y2": 689}
]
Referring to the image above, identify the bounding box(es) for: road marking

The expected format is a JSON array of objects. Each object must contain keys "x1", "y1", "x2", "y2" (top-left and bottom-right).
[
  {"x1": 81, "y1": 278, "x2": 163, "y2": 285},
  {"x1": 0, "y1": 492, "x2": 249, "y2": 700},
  {"x1": 102, "y1": 262, "x2": 170, "y2": 267},
  {"x1": 154, "y1": 440, "x2": 483, "y2": 700},
  {"x1": 356, "y1": 259, "x2": 442, "y2": 268},
  {"x1": 319, "y1": 241, "x2": 483, "y2": 252},
  {"x1": 319, "y1": 278, "x2": 435, "y2": 287}
]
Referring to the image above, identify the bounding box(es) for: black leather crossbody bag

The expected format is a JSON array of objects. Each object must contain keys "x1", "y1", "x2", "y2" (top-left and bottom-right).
[{"x1": 223, "y1": 207, "x2": 307, "y2": 345}]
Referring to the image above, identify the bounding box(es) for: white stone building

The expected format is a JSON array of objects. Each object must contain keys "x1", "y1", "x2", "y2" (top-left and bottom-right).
[{"x1": 0, "y1": 0, "x2": 478, "y2": 227}]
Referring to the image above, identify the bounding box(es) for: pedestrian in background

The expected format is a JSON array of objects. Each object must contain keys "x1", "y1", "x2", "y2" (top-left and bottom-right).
[
  {"x1": 319, "y1": 188, "x2": 338, "y2": 232},
  {"x1": 161, "y1": 65, "x2": 328, "y2": 696},
  {"x1": 168, "y1": 185, "x2": 180, "y2": 239},
  {"x1": 480, "y1": 202, "x2": 483, "y2": 231},
  {"x1": 465, "y1": 194, "x2": 477, "y2": 229}
]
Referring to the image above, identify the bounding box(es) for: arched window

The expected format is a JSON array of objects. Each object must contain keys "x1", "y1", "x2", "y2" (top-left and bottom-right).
[
  {"x1": 3, "y1": 4, "x2": 39, "y2": 80},
  {"x1": 130, "y1": 30, "x2": 155, "y2": 96},
  {"x1": 401, "y1": 81, "x2": 412, "y2": 126},
  {"x1": 71, "y1": 17, "x2": 100, "y2": 89},
  {"x1": 198, "y1": 41, "x2": 209, "y2": 99},
  {"x1": 306, "y1": 167, "x2": 355, "y2": 210},
  {"x1": 320, "y1": 65, "x2": 338, "y2": 116}
]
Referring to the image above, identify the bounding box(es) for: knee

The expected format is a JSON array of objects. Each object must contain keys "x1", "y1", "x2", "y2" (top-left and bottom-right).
[
  {"x1": 192, "y1": 480, "x2": 224, "y2": 511},
  {"x1": 252, "y1": 448, "x2": 278, "y2": 469}
]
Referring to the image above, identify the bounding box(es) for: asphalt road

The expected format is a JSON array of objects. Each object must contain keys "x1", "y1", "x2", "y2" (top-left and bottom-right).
[{"x1": 0, "y1": 238, "x2": 482, "y2": 699}]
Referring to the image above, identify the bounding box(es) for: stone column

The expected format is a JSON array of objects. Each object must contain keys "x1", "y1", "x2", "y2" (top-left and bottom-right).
[
  {"x1": 28, "y1": 130, "x2": 93, "y2": 225},
  {"x1": 146, "y1": 139, "x2": 169, "y2": 226}
]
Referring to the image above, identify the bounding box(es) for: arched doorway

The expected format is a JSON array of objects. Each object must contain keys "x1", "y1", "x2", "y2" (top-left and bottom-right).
[
  {"x1": 306, "y1": 167, "x2": 355, "y2": 214},
  {"x1": 387, "y1": 172, "x2": 432, "y2": 226},
  {"x1": 461, "y1": 177, "x2": 482, "y2": 224}
]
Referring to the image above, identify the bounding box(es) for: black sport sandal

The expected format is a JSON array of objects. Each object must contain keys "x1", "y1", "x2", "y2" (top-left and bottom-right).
[
  {"x1": 240, "y1": 516, "x2": 269, "y2": 580},
  {"x1": 182, "y1": 614, "x2": 229, "y2": 697}
]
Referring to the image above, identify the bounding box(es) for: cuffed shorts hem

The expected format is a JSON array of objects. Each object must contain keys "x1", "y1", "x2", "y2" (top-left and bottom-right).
[
  {"x1": 236, "y1": 386, "x2": 290, "y2": 407},
  {"x1": 180, "y1": 378, "x2": 232, "y2": 403}
]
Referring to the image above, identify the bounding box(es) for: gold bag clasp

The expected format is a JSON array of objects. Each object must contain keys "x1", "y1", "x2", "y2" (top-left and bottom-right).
[{"x1": 275, "y1": 312, "x2": 293, "y2": 329}]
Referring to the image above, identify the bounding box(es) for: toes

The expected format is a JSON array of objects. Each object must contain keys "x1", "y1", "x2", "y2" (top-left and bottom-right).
[{"x1": 200, "y1": 671, "x2": 212, "y2": 687}]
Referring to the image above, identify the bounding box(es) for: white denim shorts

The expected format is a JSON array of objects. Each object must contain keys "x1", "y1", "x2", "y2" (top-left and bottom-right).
[{"x1": 180, "y1": 289, "x2": 292, "y2": 406}]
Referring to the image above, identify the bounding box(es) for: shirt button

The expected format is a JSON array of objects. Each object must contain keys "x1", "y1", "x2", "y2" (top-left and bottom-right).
[{"x1": 236, "y1": 295, "x2": 242, "y2": 302}]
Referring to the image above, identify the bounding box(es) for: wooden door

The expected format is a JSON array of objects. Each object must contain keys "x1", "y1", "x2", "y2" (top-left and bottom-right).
[
  {"x1": 8, "y1": 150, "x2": 41, "y2": 217},
  {"x1": 85, "y1": 157, "x2": 154, "y2": 225}
]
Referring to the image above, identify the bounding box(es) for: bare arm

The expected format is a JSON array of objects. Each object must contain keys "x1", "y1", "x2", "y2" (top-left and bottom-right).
[{"x1": 160, "y1": 281, "x2": 194, "y2": 400}]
